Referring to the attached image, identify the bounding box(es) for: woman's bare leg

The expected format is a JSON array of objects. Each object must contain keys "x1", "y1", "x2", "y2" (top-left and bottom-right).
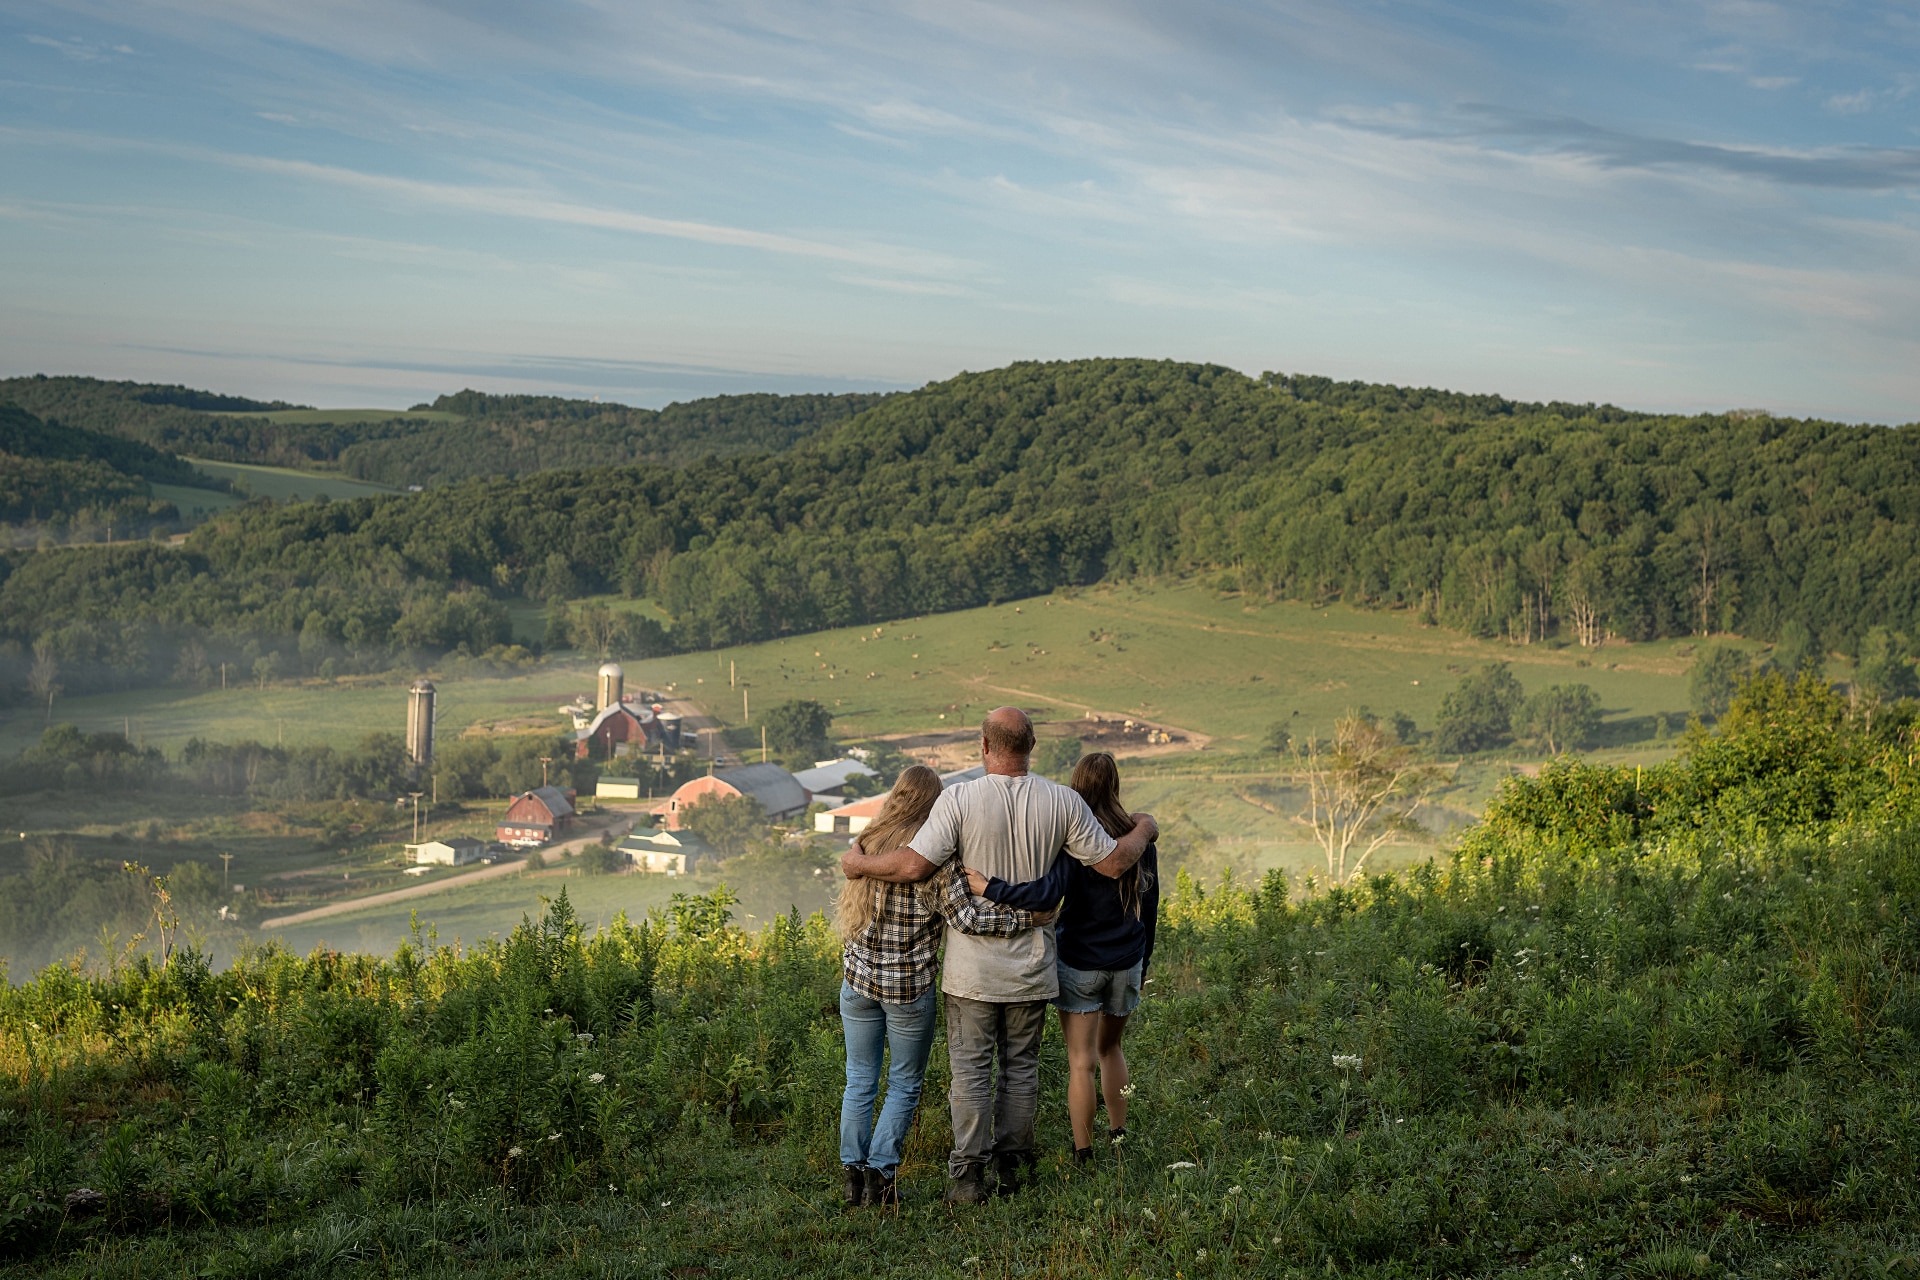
[
  {"x1": 1058, "y1": 1009, "x2": 1102, "y2": 1149},
  {"x1": 1096, "y1": 1013, "x2": 1130, "y2": 1133}
]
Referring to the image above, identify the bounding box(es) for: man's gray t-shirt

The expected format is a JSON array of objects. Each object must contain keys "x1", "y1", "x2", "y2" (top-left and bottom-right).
[{"x1": 908, "y1": 772, "x2": 1118, "y2": 1001}]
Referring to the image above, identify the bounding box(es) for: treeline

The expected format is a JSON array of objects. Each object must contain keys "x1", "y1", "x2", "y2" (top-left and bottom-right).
[
  {"x1": 0, "y1": 375, "x2": 892, "y2": 483},
  {"x1": 335, "y1": 390, "x2": 895, "y2": 487},
  {"x1": 0, "y1": 376, "x2": 301, "y2": 461},
  {"x1": 7, "y1": 359, "x2": 1920, "y2": 686},
  {"x1": 0, "y1": 403, "x2": 230, "y2": 543},
  {"x1": 0, "y1": 724, "x2": 411, "y2": 802}
]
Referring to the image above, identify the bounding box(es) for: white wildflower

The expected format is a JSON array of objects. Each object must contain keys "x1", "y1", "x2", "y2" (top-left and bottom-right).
[
  {"x1": 962, "y1": 1258, "x2": 980, "y2": 1267},
  {"x1": 1332, "y1": 1054, "x2": 1363, "y2": 1071},
  {"x1": 548, "y1": 1133, "x2": 560, "y2": 1141},
  {"x1": 507, "y1": 1145, "x2": 524, "y2": 1158},
  {"x1": 1167, "y1": 1161, "x2": 1197, "y2": 1171},
  {"x1": 1272, "y1": 1236, "x2": 1283, "y2": 1245},
  {"x1": 576, "y1": 1032, "x2": 594, "y2": 1044},
  {"x1": 1226, "y1": 1185, "x2": 1242, "y2": 1195},
  {"x1": 1258, "y1": 1131, "x2": 1275, "y2": 1141},
  {"x1": 1111, "y1": 1132, "x2": 1126, "y2": 1146},
  {"x1": 1196, "y1": 1249, "x2": 1209, "y2": 1262},
  {"x1": 1141, "y1": 1208, "x2": 1156, "y2": 1221},
  {"x1": 589, "y1": 1072, "x2": 606, "y2": 1084},
  {"x1": 661, "y1": 1199, "x2": 672, "y2": 1207}
]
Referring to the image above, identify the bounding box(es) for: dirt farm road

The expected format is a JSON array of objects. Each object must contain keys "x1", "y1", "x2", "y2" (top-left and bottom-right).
[{"x1": 256, "y1": 807, "x2": 651, "y2": 931}]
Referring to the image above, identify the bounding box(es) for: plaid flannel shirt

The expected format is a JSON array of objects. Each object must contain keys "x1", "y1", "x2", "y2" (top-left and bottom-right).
[{"x1": 842, "y1": 866, "x2": 1035, "y2": 1004}]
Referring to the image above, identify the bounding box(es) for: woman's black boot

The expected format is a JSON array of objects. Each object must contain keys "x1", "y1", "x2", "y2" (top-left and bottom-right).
[
  {"x1": 865, "y1": 1166, "x2": 898, "y2": 1206},
  {"x1": 843, "y1": 1164, "x2": 867, "y2": 1206}
]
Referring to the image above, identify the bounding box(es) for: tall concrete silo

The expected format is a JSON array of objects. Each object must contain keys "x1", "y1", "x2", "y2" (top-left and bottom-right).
[
  {"x1": 597, "y1": 662, "x2": 624, "y2": 711},
  {"x1": 406, "y1": 679, "x2": 436, "y2": 775}
]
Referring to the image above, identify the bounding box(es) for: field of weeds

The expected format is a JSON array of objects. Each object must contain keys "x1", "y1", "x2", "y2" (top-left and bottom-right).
[{"x1": 3, "y1": 677, "x2": 1917, "y2": 1278}]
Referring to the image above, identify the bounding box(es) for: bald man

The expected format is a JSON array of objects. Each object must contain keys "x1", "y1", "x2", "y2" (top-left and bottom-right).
[{"x1": 843, "y1": 706, "x2": 1156, "y2": 1202}]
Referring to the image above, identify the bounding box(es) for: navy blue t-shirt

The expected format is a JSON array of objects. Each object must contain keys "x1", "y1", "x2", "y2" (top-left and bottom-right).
[{"x1": 983, "y1": 841, "x2": 1158, "y2": 975}]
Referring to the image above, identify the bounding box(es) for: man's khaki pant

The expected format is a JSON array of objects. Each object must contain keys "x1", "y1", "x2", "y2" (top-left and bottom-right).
[{"x1": 944, "y1": 994, "x2": 1047, "y2": 1176}]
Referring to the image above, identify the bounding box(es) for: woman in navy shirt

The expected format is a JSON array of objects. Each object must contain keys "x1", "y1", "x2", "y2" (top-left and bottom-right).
[{"x1": 967, "y1": 751, "x2": 1158, "y2": 1162}]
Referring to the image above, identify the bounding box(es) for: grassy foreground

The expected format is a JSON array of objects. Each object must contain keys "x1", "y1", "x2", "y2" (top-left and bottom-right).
[{"x1": 4, "y1": 677, "x2": 1918, "y2": 1278}]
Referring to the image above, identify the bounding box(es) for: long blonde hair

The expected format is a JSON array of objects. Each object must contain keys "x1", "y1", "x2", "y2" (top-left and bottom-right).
[{"x1": 835, "y1": 764, "x2": 944, "y2": 941}]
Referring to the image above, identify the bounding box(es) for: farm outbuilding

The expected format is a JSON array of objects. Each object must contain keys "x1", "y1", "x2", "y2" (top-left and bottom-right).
[
  {"x1": 405, "y1": 836, "x2": 489, "y2": 866},
  {"x1": 497, "y1": 785, "x2": 578, "y2": 848},
  {"x1": 615, "y1": 827, "x2": 714, "y2": 875},
  {"x1": 574, "y1": 700, "x2": 666, "y2": 760},
  {"x1": 792, "y1": 757, "x2": 880, "y2": 802},
  {"x1": 651, "y1": 762, "x2": 809, "y2": 830},
  {"x1": 596, "y1": 776, "x2": 644, "y2": 800}
]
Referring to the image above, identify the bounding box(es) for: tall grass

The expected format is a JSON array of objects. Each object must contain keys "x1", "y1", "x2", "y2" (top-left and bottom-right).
[{"x1": 4, "y1": 677, "x2": 1920, "y2": 1276}]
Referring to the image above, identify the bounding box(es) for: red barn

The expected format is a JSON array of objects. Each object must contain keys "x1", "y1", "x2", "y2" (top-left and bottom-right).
[
  {"x1": 650, "y1": 763, "x2": 809, "y2": 831},
  {"x1": 574, "y1": 700, "x2": 664, "y2": 760},
  {"x1": 497, "y1": 785, "x2": 578, "y2": 848}
]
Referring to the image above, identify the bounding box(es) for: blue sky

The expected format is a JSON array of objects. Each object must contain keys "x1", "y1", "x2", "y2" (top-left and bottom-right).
[{"x1": 3, "y1": 2, "x2": 1918, "y2": 420}]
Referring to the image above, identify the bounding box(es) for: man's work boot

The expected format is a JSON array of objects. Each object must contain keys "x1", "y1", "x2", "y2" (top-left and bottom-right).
[
  {"x1": 992, "y1": 1151, "x2": 1026, "y2": 1197},
  {"x1": 944, "y1": 1161, "x2": 988, "y2": 1205},
  {"x1": 865, "y1": 1166, "x2": 899, "y2": 1207},
  {"x1": 843, "y1": 1164, "x2": 867, "y2": 1206}
]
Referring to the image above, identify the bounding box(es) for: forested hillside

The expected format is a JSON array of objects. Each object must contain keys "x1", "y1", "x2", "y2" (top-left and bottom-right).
[
  {"x1": 333, "y1": 389, "x2": 896, "y2": 486},
  {"x1": 0, "y1": 405, "x2": 231, "y2": 540},
  {"x1": 5, "y1": 358, "x2": 1920, "y2": 694},
  {"x1": 0, "y1": 375, "x2": 892, "y2": 482}
]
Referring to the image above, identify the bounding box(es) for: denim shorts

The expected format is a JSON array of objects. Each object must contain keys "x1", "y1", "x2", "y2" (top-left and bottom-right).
[{"x1": 1053, "y1": 959, "x2": 1143, "y2": 1017}]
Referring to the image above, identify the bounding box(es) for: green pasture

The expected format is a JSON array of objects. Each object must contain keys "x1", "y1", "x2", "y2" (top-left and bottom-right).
[
  {"x1": 0, "y1": 667, "x2": 607, "y2": 761},
  {"x1": 626, "y1": 580, "x2": 1705, "y2": 752},
  {"x1": 0, "y1": 584, "x2": 1713, "y2": 765},
  {"x1": 148, "y1": 481, "x2": 244, "y2": 521},
  {"x1": 2, "y1": 582, "x2": 1726, "y2": 956},
  {"x1": 268, "y1": 863, "x2": 687, "y2": 959},
  {"x1": 184, "y1": 458, "x2": 400, "y2": 503},
  {"x1": 208, "y1": 407, "x2": 464, "y2": 425}
]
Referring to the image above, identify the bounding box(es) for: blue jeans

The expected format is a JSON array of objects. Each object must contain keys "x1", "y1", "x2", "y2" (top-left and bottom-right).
[{"x1": 839, "y1": 981, "x2": 938, "y2": 1173}]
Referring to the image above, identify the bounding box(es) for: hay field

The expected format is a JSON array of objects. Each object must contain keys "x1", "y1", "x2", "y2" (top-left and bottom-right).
[
  {"x1": 184, "y1": 458, "x2": 400, "y2": 503},
  {"x1": 630, "y1": 580, "x2": 1702, "y2": 752}
]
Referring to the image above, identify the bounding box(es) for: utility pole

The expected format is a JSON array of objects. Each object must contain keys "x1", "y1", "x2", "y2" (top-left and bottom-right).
[
  {"x1": 408, "y1": 792, "x2": 424, "y2": 843},
  {"x1": 743, "y1": 688, "x2": 749, "y2": 723},
  {"x1": 220, "y1": 852, "x2": 234, "y2": 892},
  {"x1": 762, "y1": 724, "x2": 768, "y2": 763},
  {"x1": 539, "y1": 756, "x2": 553, "y2": 787},
  {"x1": 730, "y1": 660, "x2": 735, "y2": 689}
]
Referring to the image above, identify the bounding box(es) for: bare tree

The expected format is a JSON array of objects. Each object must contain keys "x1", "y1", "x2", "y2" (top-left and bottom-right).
[
  {"x1": 1291, "y1": 713, "x2": 1442, "y2": 884},
  {"x1": 122, "y1": 861, "x2": 180, "y2": 967},
  {"x1": 27, "y1": 640, "x2": 62, "y2": 724},
  {"x1": 580, "y1": 606, "x2": 618, "y2": 660}
]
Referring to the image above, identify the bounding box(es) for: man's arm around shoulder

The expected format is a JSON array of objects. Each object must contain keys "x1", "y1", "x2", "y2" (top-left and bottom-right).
[
  {"x1": 841, "y1": 844, "x2": 942, "y2": 883},
  {"x1": 1090, "y1": 813, "x2": 1159, "y2": 880}
]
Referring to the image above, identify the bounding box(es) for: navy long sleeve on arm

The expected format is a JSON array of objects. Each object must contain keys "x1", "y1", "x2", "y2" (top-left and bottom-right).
[
  {"x1": 1139, "y1": 843, "x2": 1160, "y2": 976},
  {"x1": 981, "y1": 849, "x2": 1072, "y2": 911}
]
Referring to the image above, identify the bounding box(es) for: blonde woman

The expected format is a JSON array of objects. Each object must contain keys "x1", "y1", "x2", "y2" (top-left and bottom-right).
[{"x1": 837, "y1": 764, "x2": 1046, "y2": 1207}]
